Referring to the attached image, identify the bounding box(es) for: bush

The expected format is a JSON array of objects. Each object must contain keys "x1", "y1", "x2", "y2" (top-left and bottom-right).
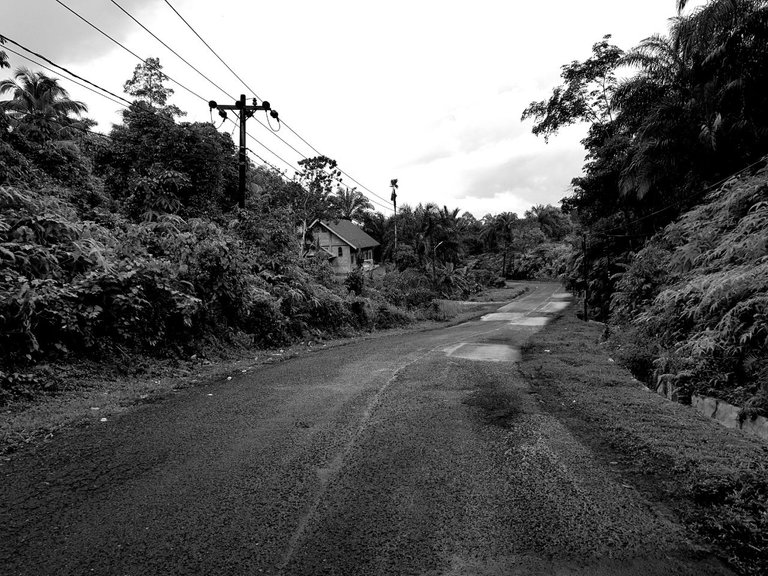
[
  {"x1": 33, "y1": 141, "x2": 91, "y2": 188},
  {"x1": 373, "y1": 303, "x2": 413, "y2": 329},
  {"x1": 0, "y1": 141, "x2": 34, "y2": 184},
  {"x1": 345, "y1": 267, "x2": 364, "y2": 295}
]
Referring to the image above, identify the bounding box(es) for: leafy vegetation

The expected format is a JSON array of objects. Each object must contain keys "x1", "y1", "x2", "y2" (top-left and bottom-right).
[{"x1": 612, "y1": 163, "x2": 768, "y2": 408}]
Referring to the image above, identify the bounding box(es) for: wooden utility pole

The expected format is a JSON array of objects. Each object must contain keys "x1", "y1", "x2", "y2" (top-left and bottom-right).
[
  {"x1": 582, "y1": 232, "x2": 589, "y2": 321},
  {"x1": 390, "y1": 179, "x2": 399, "y2": 264},
  {"x1": 209, "y1": 95, "x2": 279, "y2": 208}
]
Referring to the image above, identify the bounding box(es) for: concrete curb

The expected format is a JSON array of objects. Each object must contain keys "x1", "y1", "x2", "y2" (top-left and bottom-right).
[{"x1": 691, "y1": 394, "x2": 768, "y2": 442}]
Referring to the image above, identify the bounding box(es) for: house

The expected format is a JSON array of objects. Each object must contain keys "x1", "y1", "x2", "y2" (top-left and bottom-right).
[{"x1": 308, "y1": 219, "x2": 380, "y2": 275}]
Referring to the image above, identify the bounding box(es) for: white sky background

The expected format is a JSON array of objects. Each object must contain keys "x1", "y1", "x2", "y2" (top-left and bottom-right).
[{"x1": 1, "y1": 0, "x2": 691, "y2": 218}]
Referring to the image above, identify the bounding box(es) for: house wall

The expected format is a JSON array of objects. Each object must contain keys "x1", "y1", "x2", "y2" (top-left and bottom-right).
[{"x1": 312, "y1": 226, "x2": 354, "y2": 275}]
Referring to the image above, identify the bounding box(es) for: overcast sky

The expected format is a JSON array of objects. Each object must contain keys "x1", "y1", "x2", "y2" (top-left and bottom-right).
[{"x1": 1, "y1": 0, "x2": 689, "y2": 217}]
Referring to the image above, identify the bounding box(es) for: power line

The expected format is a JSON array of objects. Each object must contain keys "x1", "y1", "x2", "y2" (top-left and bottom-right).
[
  {"x1": 53, "y1": 0, "x2": 208, "y2": 104},
  {"x1": 160, "y1": 0, "x2": 393, "y2": 208},
  {"x1": 162, "y1": 0, "x2": 261, "y2": 101},
  {"x1": 1, "y1": 35, "x2": 132, "y2": 106},
  {"x1": 107, "y1": 0, "x2": 233, "y2": 102},
  {"x1": 50, "y1": 0, "x2": 393, "y2": 212},
  {"x1": 280, "y1": 120, "x2": 391, "y2": 205},
  {"x1": 602, "y1": 155, "x2": 768, "y2": 236},
  {"x1": 1, "y1": 44, "x2": 129, "y2": 109},
  {"x1": 50, "y1": 0, "x2": 315, "y2": 192}
]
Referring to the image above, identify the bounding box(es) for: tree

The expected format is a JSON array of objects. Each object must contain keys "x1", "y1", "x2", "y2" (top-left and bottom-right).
[
  {"x1": 333, "y1": 187, "x2": 373, "y2": 222},
  {"x1": 521, "y1": 35, "x2": 623, "y2": 141},
  {"x1": 0, "y1": 36, "x2": 8, "y2": 70},
  {"x1": 95, "y1": 101, "x2": 239, "y2": 216},
  {"x1": 123, "y1": 57, "x2": 177, "y2": 110},
  {"x1": 295, "y1": 155, "x2": 341, "y2": 253},
  {"x1": 0, "y1": 67, "x2": 87, "y2": 142},
  {"x1": 525, "y1": 204, "x2": 572, "y2": 241}
]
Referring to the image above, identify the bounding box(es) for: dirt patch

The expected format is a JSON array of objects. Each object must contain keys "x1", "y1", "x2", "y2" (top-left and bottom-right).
[{"x1": 519, "y1": 308, "x2": 768, "y2": 576}]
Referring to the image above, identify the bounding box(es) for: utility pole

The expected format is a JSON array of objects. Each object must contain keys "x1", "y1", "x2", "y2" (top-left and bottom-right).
[
  {"x1": 209, "y1": 95, "x2": 279, "y2": 208},
  {"x1": 582, "y1": 232, "x2": 589, "y2": 321},
  {"x1": 390, "y1": 179, "x2": 399, "y2": 263}
]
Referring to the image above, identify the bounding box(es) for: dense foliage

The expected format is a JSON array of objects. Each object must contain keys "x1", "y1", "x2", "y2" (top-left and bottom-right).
[
  {"x1": 612, "y1": 163, "x2": 768, "y2": 409},
  {"x1": 525, "y1": 0, "x2": 768, "y2": 410}
]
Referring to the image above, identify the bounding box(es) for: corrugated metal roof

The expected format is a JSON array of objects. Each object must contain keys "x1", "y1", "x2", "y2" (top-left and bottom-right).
[{"x1": 317, "y1": 219, "x2": 380, "y2": 249}]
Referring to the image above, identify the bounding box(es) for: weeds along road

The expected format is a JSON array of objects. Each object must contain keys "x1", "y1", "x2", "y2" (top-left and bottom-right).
[{"x1": 1, "y1": 282, "x2": 731, "y2": 576}]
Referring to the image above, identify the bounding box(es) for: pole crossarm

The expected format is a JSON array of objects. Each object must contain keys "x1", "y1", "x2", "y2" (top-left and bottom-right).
[{"x1": 209, "y1": 94, "x2": 280, "y2": 208}]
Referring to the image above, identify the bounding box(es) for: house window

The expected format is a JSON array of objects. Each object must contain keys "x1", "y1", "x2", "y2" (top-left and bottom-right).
[{"x1": 337, "y1": 246, "x2": 343, "y2": 257}]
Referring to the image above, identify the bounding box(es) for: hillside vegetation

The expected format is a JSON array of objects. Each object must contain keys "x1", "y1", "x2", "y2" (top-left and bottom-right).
[{"x1": 612, "y1": 161, "x2": 768, "y2": 411}]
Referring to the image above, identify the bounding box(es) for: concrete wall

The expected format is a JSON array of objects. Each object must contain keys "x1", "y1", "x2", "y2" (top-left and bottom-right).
[{"x1": 691, "y1": 395, "x2": 768, "y2": 442}]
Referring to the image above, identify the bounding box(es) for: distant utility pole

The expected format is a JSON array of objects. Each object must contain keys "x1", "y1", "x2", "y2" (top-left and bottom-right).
[
  {"x1": 390, "y1": 178, "x2": 399, "y2": 262},
  {"x1": 209, "y1": 95, "x2": 279, "y2": 208},
  {"x1": 582, "y1": 232, "x2": 589, "y2": 322}
]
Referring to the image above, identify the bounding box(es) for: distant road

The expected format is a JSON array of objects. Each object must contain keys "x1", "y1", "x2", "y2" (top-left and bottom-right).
[{"x1": 1, "y1": 282, "x2": 729, "y2": 575}]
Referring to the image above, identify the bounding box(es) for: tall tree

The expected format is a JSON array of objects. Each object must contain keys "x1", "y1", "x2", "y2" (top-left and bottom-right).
[
  {"x1": 492, "y1": 212, "x2": 519, "y2": 277},
  {"x1": 521, "y1": 35, "x2": 624, "y2": 141},
  {"x1": 123, "y1": 57, "x2": 182, "y2": 116},
  {"x1": 295, "y1": 155, "x2": 341, "y2": 253},
  {"x1": 0, "y1": 67, "x2": 87, "y2": 142}
]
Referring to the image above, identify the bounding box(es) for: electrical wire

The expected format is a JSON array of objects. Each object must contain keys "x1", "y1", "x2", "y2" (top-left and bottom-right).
[
  {"x1": 160, "y1": 0, "x2": 393, "y2": 208},
  {"x1": 43, "y1": 3, "x2": 308, "y2": 189},
  {"x1": 601, "y1": 155, "x2": 768, "y2": 237},
  {"x1": 1, "y1": 44, "x2": 129, "y2": 109},
  {"x1": 162, "y1": 0, "x2": 261, "y2": 100},
  {"x1": 53, "y1": 0, "x2": 208, "y2": 104},
  {"x1": 107, "y1": 0, "x2": 233, "y2": 101},
  {"x1": 280, "y1": 119, "x2": 392, "y2": 205},
  {"x1": 1, "y1": 35, "x2": 132, "y2": 106},
  {"x1": 48, "y1": 0, "x2": 393, "y2": 212}
]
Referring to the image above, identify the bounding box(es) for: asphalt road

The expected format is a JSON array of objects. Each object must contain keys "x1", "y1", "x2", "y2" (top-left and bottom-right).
[{"x1": 1, "y1": 282, "x2": 731, "y2": 575}]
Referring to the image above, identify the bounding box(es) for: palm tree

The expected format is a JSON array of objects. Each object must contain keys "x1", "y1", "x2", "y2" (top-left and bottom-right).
[
  {"x1": 333, "y1": 187, "x2": 373, "y2": 222},
  {"x1": 413, "y1": 203, "x2": 440, "y2": 266},
  {"x1": 435, "y1": 205, "x2": 463, "y2": 264},
  {"x1": 0, "y1": 67, "x2": 87, "y2": 142},
  {"x1": 493, "y1": 212, "x2": 518, "y2": 277}
]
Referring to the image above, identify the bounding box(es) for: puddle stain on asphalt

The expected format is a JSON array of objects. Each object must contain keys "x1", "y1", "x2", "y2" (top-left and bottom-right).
[
  {"x1": 443, "y1": 343, "x2": 521, "y2": 363},
  {"x1": 480, "y1": 314, "x2": 550, "y2": 326}
]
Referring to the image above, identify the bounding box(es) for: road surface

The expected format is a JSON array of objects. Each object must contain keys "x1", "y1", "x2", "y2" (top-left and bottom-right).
[{"x1": 0, "y1": 282, "x2": 730, "y2": 575}]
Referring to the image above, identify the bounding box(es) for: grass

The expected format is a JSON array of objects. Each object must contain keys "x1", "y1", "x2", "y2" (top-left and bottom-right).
[{"x1": 519, "y1": 308, "x2": 768, "y2": 576}]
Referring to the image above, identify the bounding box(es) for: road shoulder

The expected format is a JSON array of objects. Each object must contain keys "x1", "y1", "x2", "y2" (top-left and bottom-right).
[{"x1": 520, "y1": 308, "x2": 768, "y2": 576}]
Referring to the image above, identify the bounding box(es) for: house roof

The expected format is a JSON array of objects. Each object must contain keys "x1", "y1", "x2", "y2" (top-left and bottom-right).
[{"x1": 314, "y1": 219, "x2": 380, "y2": 250}]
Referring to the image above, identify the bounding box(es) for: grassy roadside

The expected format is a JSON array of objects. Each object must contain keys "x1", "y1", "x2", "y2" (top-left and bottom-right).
[
  {"x1": 0, "y1": 284, "x2": 529, "y2": 458},
  {"x1": 520, "y1": 308, "x2": 768, "y2": 576}
]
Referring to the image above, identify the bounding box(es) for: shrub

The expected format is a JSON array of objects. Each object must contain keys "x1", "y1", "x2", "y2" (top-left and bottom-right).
[
  {"x1": 0, "y1": 141, "x2": 34, "y2": 185},
  {"x1": 345, "y1": 267, "x2": 364, "y2": 295},
  {"x1": 33, "y1": 141, "x2": 91, "y2": 188},
  {"x1": 373, "y1": 303, "x2": 413, "y2": 329}
]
